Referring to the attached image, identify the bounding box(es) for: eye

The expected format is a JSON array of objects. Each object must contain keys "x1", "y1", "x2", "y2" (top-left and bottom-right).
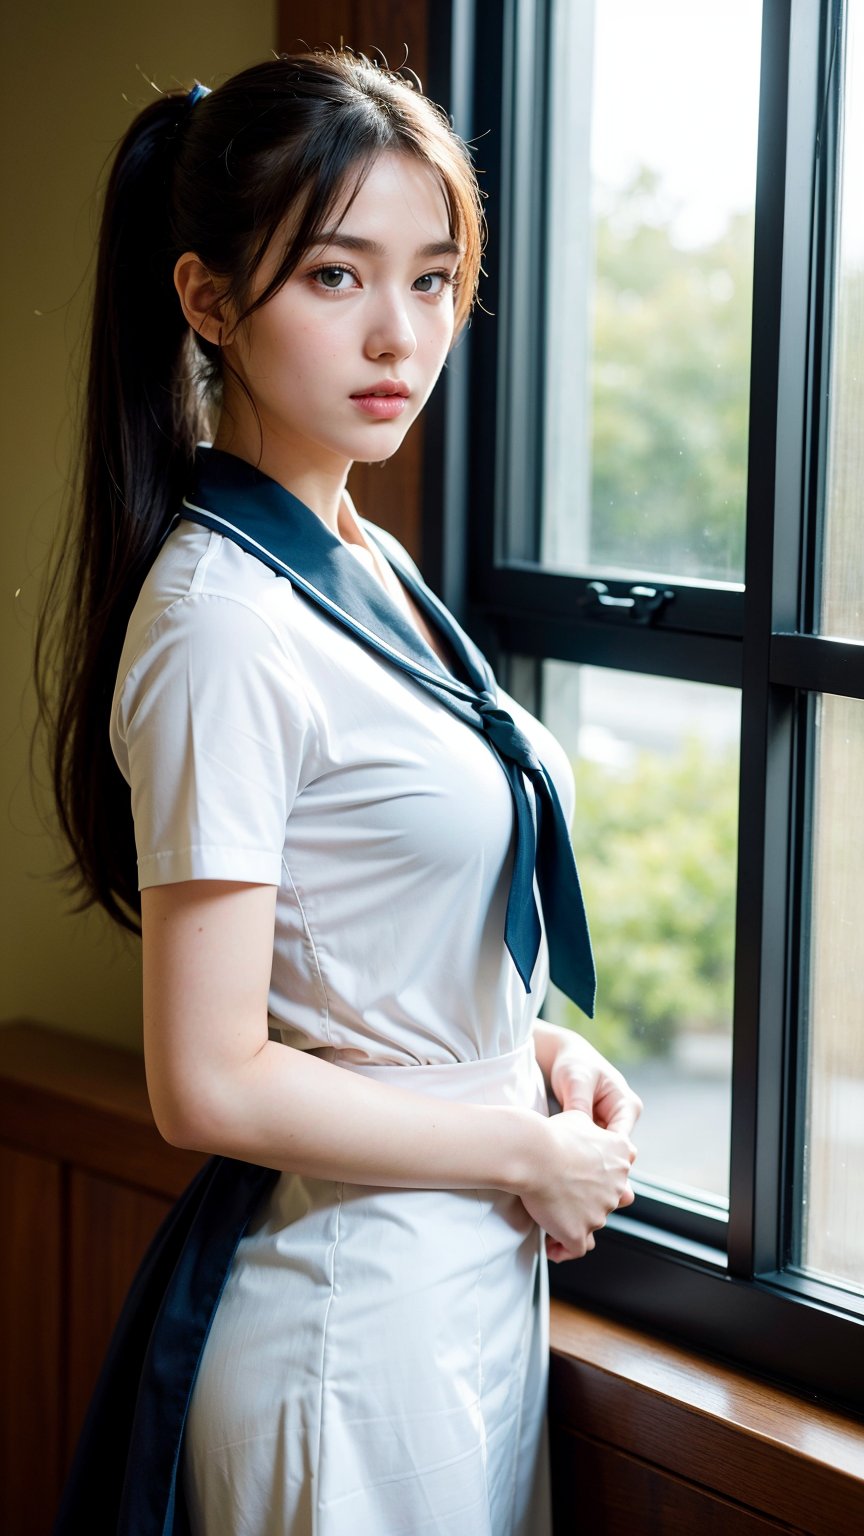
[
  {"x1": 308, "y1": 264, "x2": 359, "y2": 292},
  {"x1": 413, "y1": 271, "x2": 457, "y2": 296}
]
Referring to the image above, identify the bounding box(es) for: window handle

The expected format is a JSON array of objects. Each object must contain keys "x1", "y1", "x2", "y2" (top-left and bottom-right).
[{"x1": 583, "y1": 580, "x2": 675, "y2": 626}]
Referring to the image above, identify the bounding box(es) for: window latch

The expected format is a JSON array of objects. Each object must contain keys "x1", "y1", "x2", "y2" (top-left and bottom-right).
[{"x1": 582, "y1": 580, "x2": 675, "y2": 626}]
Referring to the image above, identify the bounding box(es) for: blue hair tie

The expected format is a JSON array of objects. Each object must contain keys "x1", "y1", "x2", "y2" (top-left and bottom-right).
[{"x1": 187, "y1": 82, "x2": 211, "y2": 105}]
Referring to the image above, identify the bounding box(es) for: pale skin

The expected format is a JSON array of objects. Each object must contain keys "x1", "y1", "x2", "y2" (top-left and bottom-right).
[{"x1": 149, "y1": 149, "x2": 641, "y2": 1263}]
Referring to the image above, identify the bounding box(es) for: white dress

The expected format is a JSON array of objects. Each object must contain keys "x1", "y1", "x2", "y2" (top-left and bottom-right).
[{"x1": 109, "y1": 500, "x2": 576, "y2": 1536}]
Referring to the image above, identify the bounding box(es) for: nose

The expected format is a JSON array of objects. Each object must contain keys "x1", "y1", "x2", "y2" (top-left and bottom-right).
[{"x1": 364, "y1": 283, "x2": 417, "y2": 363}]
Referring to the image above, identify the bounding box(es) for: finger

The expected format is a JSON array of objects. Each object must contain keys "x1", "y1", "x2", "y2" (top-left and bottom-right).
[
  {"x1": 547, "y1": 1238, "x2": 587, "y2": 1261},
  {"x1": 557, "y1": 1086, "x2": 596, "y2": 1116},
  {"x1": 616, "y1": 1180, "x2": 636, "y2": 1209},
  {"x1": 545, "y1": 1235, "x2": 584, "y2": 1263},
  {"x1": 604, "y1": 1099, "x2": 642, "y2": 1137}
]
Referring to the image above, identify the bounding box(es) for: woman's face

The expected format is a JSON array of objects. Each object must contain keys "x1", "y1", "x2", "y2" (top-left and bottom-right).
[{"x1": 217, "y1": 149, "x2": 461, "y2": 478}]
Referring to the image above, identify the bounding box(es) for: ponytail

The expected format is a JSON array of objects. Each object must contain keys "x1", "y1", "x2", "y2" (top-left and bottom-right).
[
  {"x1": 34, "y1": 52, "x2": 485, "y2": 930},
  {"x1": 35, "y1": 89, "x2": 209, "y2": 931}
]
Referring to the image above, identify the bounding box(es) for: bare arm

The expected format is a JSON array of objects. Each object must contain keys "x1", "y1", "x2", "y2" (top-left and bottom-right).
[
  {"x1": 143, "y1": 879, "x2": 635, "y2": 1256},
  {"x1": 141, "y1": 879, "x2": 541, "y2": 1194}
]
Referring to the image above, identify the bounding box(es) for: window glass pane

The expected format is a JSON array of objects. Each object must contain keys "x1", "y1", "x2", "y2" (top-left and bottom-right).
[
  {"x1": 532, "y1": 663, "x2": 739, "y2": 1200},
  {"x1": 531, "y1": 0, "x2": 761, "y2": 582},
  {"x1": 798, "y1": 694, "x2": 864, "y2": 1292},
  {"x1": 819, "y1": 1, "x2": 864, "y2": 640}
]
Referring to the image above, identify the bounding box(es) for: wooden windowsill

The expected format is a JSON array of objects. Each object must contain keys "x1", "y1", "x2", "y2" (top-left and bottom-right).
[{"x1": 548, "y1": 1299, "x2": 864, "y2": 1534}]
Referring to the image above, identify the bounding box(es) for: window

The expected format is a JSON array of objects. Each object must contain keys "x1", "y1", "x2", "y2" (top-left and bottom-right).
[
  {"x1": 426, "y1": 0, "x2": 864, "y2": 1412},
  {"x1": 539, "y1": 663, "x2": 739, "y2": 1208}
]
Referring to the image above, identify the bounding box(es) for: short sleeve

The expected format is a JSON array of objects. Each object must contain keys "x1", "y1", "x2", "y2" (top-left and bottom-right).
[{"x1": 110, "y1": 593, "x2": 317, "y2": 890}]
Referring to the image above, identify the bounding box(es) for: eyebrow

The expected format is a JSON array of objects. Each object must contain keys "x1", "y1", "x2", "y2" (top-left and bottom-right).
[{"x1": 311, "y1": 232, "x2": 463, "y2": 260}]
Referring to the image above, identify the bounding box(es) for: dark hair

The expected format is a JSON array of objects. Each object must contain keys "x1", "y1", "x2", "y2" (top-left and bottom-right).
[{"x1": 34, "y1": 49, "x2": 486, "y2": 932}]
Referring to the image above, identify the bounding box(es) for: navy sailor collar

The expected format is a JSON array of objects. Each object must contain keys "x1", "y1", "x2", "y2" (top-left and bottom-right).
[
  {"x1": 176, "y1": 445, "x2": 595, "y2": 1018},
  {"x1": 180, "y1": 445, "x2": 484, "y2": 703}
]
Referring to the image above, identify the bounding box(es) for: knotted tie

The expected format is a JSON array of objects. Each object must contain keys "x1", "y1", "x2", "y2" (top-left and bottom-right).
[{"x1": 178, "y1": 446, "x2": 597, "y2": 1018}]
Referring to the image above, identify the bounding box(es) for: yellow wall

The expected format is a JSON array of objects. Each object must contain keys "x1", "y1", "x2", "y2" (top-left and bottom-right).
[{"x1": 1, "y1": 1, "x2": 275, "y2": 1050}]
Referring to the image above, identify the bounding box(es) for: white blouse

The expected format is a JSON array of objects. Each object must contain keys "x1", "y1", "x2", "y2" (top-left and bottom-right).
[
  {"x1": 109, "y1": 509, "x2": 575, "y2": 1069},
  {"x1": 109, "y1": 498, "x2": 576, "y2": 1534}
]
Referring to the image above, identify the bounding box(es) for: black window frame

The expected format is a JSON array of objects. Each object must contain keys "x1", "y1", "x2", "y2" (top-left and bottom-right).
[{"x1": 424, "y1": 0, "x2": 864, "y2": 1415}]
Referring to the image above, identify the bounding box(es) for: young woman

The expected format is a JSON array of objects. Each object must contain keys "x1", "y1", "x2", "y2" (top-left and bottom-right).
[{"x1": 41, "y1": 49, "x2": 641, "y2": 1536}]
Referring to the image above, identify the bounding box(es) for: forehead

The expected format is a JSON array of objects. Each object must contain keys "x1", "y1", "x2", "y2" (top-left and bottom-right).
[
  {"x1": 251, "y1": 150, "x2": 459, "y2": 296},
  {"x1": 318, "y1": 150, "x2": 455, "y2": 250}
]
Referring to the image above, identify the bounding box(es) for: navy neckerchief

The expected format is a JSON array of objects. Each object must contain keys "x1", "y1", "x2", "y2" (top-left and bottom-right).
[{"x1": 178, "y1": 445, "x2": 595, "y2": 1019}]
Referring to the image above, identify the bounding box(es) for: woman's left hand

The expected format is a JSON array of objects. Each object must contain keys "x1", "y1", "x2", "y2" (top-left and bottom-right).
[
  {"x1": 543, "y1": 1028, "x2": 642, "y2": 1262},
  {"x1": 548, "y1": 1032, "x2": 642, "y2": 1136}
]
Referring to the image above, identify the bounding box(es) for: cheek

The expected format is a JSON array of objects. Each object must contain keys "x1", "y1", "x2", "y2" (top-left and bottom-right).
[
  {"x1": 254, "y1": 330, "x2": 321, "y2": 388},
  {"x1": 286, "y1": 324, "x2": 340, "y2": 372},
  {"x1": 429, "y1": 305, "x2": 457, "y2": 353},
  {"x1": 418, "y1": 302, "x2": 455, "y2": 348},
  {"x1": 423, "y1": 320, "x2": 455, "y2": 372}
]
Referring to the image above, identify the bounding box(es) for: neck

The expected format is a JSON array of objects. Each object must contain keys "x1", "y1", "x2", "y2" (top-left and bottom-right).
[{"x1": 211, "y1": 418, "x2": 351, "y2": 538}]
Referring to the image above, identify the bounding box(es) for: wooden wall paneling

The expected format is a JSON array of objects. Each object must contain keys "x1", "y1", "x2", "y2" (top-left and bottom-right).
[
  {"x1": 0, "y1": 1021, "x2": 204, "y2": 1199},
  {"x1": 278, "y1": 1, "x2": 427, "y2": 93},
  {"x1": 64, "y1": 1169, "x2": 174, "y2": 1470},
  {"x1": 549, "y1": 1426, "x2": 804, "y2": 1536},
  {"x1": 0, "y1": 1144, "x2": 63, "y2": 1536},
  {"x1": 279, "y1": 0, "x2": 355, "y2": 54},
  {"x1": 278, "y1": 0, "x2": 432, "y2": 565}
]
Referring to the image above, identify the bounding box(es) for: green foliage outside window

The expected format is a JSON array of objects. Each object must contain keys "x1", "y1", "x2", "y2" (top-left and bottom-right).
[{"x1": 557, "y1": 738, "x2": 739, "y2": 1065}]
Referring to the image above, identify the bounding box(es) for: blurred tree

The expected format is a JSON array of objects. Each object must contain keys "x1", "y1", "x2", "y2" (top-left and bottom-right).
[
  {"x1": 589, "y1": 166, "x2": 754, "y2": 581},
  {"x1": 550, "y1": 737, "x2": 739, "y2": 1063}
]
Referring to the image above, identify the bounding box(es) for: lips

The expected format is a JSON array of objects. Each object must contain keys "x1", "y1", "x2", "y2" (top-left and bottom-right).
[
  {"x1": 349, "y1": 380, "x2": 410, "y2": 398},
  {"x1": 349, "y1": 376, "x2": 411, "y2": 419}
]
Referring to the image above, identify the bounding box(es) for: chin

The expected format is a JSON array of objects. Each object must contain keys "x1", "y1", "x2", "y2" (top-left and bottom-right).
[
  {"x1": 358, "y1": 449, "x2": 407, "y2": 469},
  {"x1": 349, "y1": 430, "x2": 413, "y2": 465}
]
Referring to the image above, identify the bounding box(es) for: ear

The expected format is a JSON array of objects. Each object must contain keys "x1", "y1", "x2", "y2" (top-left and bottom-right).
[{"x1": 173, "y1": 252, "x2": 232, "y2": 345}]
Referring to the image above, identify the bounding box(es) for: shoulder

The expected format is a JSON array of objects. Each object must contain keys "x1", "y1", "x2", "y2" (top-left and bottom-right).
[
  {"x1": 134, "y1": 520, "x2": 304, "y2": 634},
  {"x1": 116, "y1": 521, "x2": 316, "y2": 685},
  {"x1": 111, "y1": 523, "x2": 322, "y2": 748}
]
